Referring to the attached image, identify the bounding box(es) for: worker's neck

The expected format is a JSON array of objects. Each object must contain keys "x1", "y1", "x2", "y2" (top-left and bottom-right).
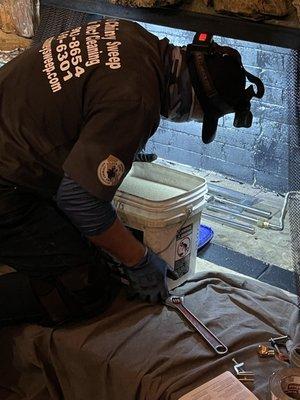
[{"x1": 161, "y1": 46, "x2": 203, "y2": 123}]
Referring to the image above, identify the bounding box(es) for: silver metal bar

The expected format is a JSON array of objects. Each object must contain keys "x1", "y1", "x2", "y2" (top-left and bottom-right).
[
  {"x1": 202, "y1": 212, "x2": 256, "y2": 234},
  {"x1": 206, "y1": 204, "x2": 259, "y2": 224},
  {"x1": 165, "y1": 296, "x2": 228, "y2": 355},
  {"x1": 213, "y1": 196, "x2": 272, "y2": 219},
  {"x1": 258, "y1": 191, "x2": 299, "y2": 231},
  {"x1": 208, "y1": 183, "x2": 256, "y2": 204}
]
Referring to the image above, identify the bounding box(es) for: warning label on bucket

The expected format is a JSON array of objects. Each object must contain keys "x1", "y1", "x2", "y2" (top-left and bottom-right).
[{"x1": 174, "y1": 224, "x2": 193, "y2": 277}]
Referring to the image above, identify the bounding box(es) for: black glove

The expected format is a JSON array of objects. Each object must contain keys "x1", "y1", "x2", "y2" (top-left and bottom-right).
[{"x1": 123, "y1": 248, "x2": 178, "y2": 303}]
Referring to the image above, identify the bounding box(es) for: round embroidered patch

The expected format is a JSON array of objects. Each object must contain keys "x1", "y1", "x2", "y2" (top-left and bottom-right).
[{"x1": 97, "y1": 155, "x2": 125, "y2": 186}]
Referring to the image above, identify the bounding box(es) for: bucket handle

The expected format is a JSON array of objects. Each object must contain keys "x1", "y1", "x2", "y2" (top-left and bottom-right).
[
  {"x1": 115, "y1": 200, "x2": 129, "y2": 225},
  {"x1": 157, "y1": 207, "x2": 193, "y2": 256}
]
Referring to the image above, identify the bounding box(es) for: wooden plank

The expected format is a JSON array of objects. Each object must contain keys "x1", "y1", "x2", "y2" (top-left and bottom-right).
[{"x1": 41, "y1": 0, "x2": 300, "y2": 49}]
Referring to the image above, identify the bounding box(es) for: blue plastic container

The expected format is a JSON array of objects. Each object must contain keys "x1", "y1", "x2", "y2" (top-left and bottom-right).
[{"x1": 198, "y1": 224, "x2": 214, "y2": 250}]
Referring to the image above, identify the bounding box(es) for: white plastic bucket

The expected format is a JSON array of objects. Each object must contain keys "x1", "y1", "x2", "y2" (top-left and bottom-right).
[{"x1": 114, "y1": 162, "x2": 207, "y2": 288}]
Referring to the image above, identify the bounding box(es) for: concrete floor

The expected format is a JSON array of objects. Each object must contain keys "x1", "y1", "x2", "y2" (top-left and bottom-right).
[
  {"x1": 201, "y1": 170, "x2": 292, "y2": 271},
  {"x1": 0, "y1": 159, "x2": 294, "y2": 288},
  {"x1": 157, "y1": 159, "x2": 293, "y2": 272}
]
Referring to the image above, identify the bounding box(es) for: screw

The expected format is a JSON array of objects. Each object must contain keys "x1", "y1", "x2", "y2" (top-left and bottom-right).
[
  {"x1": 232, "y1": 358, "x2": 245, "y2": 373},
  {"x1": 270, "y1": 338, "x2": 281, "y2": 354}
]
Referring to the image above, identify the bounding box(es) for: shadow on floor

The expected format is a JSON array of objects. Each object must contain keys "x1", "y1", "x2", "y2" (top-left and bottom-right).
[{"x1": 198, "y1": 243, "x2": 298, "y2": 295}]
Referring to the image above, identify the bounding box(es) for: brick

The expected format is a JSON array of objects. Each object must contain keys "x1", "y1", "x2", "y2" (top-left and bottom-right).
[
  {"x1": 152, "y1": 127, "x2": 173, "y2": 145},
  {"x1": 214, "y1": 36, "x2": 227, "y2": 45},
  {"x1": 275, "y1": 145, "x2": 289, "y2": 161},
  {"x1": 223, "y1": 114, "x2": 235, "y2": 129},
  {"x1": 252, "y1": 103, "x2": 289, "y2": 124},
  {"x1": 199, "y1": 156, "x2": 255, "y2": 184},
  {"x1": 259, "y1": 70, "x2": 287, "y2": 88},
  {"x1": 145, "y1": 141, "x2": 155, "y2": 153},
  {"x1": 241, "y1": 118, "x2": 262, "y2": 137},
  {"x1": 219, "y1": 37, "x2": 262, "y2": 50},
  {"x1": 141, "y1": 22, "x2": 177, "y2": 36},
  {"x1": 160, "y1": 119, "x2": 201, "y2": 137},
  {"x1": 253, "y1": 135, "x2": 288, "y2": 170},
  {"x1": 222, "y1": 144, "x2": 254, "y2": 166},
  {"x1": 200, "y1": 141, "x2": 226, "y2": 161},
  {"x1": 253, "y1": 171, "x2": 288, "y2": 192},
  {"x1": 252, "y1": 156, "x2": 287, "y2": 177},
  {"x1": 150, "y1": 142, "x2": 171, "y2": 160},
  {"x1": 169, "y1": 147, "x2": 202, "y2": 167},
  {"x1": 155, "y1": 144, "x2": 202, "y2": 168},
  {"x1": 160, "y1": 118, "x2": 223, "y2": 138},
  {"x1": 258, "y1": 51, "x2": 285, "y2": 71},
  {"x1": 197, "y1": 141, "x2": 253, "y2": 168},
  {"x1": 244, "y1": 66, "x2": 262, "y2": 79},
  {"x1": 238, "y1": 47, "x2": 258, "y2": 67},
  {"x1": 261, "y1": 120, "x2": 282, "y2": 139},
  {"x1": 141, "y1": 26, "x2": 293, "y2": 192},
  {"x1": 260, "y1": 121, "x2": 290, "y2": 149},
  {"x1": 169, "y1": 130, "x2": 203, "y2": 153},
  {"x1": 215, "y1": 127, "x2": 257, "y2": 150},
  {"x1": 223, "y1": 115, "x2": 261, "y2": 136},
  {"x1": 262, "y1": 86, "x2": 283, "y2": 106},
  {"x1": 218, "y1": 117, "x2": 225, "y2": 127},
  {"x1": 277, "y1": 162, "x2": 289, "y2": 180},
  {"x1": 259, "y1": 44, "x2": 291, "y2": 55}
]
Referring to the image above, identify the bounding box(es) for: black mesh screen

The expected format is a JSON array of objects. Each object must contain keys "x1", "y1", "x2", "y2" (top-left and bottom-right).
[{"x1": 288, "y1": 49, "x2": 300, "y2": 299}]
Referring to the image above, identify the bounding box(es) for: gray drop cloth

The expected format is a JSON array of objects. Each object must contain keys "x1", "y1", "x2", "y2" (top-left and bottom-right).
[
  {"x1": 289, "y1": 309, "x2": 300, "y2": 367},
  {"x1": 0, "y1": 271, "x2": 298, "y2": 400}
]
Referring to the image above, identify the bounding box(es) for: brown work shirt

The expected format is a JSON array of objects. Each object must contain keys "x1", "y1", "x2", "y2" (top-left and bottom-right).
[{"x1": 0, "y1": 19, "x2": 168, "y2": 200}]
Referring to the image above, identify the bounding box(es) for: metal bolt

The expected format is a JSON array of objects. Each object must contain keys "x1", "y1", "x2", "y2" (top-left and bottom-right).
[
  {"x1": 257, "y1": 344, "x2": 275, "y2": 357},
  {"x1": 232, "y1": 358, "x2": 254, "y2": 381},
  {"x1": 232, "y1": 358, "x2": 245, "y2": 373},
  {"x1": 270, "y1": 335, "x2": 289, "y2": 344},
  {"x1": 269, "y1": 338, "x2": 281, "y2": 354}
]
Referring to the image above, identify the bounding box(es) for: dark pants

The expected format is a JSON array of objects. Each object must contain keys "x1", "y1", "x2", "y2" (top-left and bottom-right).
[{"x1": 0, "y1": 181, "x2": 120, "y2": 327}]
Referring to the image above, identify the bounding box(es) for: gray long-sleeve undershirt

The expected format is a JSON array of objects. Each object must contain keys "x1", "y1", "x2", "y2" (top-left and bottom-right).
[{"x1": 56, "y1": 175, "x2": 117, "y2": 237}]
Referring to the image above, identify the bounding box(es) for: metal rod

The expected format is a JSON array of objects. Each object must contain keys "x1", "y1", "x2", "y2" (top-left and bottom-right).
[
  {"x1": 202, "y1": 212, "x2": 256, "y2": 234},
  {"x1": 208, "y1": 183, "x2": 254, "y2": 203},
  {"x1": 258, "y1": 191, "x2": 299, "y2": 231},
  {"x1": 206, "y1": 204, "x2": 259, "y2": 224},
  {"x1": 213, "y1": 195, "x2": 272, "y2": 219}
]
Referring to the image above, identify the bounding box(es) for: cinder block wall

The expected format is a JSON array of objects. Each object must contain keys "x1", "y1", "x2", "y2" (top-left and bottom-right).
[{"x1": 142, "y1": 23, "x2": 293, "y2": 193}]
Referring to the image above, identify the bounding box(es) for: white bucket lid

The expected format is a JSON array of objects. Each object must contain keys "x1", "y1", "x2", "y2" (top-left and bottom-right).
[{"x1": 114, "y1": 162, "x2": 207, "y2": 225}]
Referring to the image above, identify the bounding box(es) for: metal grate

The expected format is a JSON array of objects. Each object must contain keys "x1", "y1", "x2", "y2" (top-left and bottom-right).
[{"x1": 288, "y1": 49, "x2": 300, "y2": 299}]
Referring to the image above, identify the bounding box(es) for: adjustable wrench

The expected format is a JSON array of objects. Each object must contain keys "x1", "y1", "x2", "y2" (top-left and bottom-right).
[{"x1": 164, "y1": 295, "x2": 228, "y2": 355}]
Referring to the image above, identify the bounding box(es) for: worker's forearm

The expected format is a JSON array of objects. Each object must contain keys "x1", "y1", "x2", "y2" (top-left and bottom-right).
[{"x1": 87, "y1": 217, "x2": 146, "y2": 267}]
